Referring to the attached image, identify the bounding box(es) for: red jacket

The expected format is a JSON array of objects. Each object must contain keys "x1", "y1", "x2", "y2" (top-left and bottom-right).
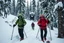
[{"x1": 37, "y1": 18, "x2": 49, "y2": 30}]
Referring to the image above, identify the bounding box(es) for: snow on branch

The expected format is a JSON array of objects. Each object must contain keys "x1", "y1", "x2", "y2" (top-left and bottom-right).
[{"x1": 53, "y1": 2, "x2": 63, "y2": 12}]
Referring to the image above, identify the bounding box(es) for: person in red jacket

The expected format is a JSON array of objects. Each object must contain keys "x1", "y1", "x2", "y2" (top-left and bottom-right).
[{"x1": 37, "y1": 15, "x2": 50, "y2": 42}]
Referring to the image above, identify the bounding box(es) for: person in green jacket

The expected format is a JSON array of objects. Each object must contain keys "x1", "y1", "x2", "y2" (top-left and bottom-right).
[{"x1": 13, "y1": 13, "x2": 26, "y2": 41}]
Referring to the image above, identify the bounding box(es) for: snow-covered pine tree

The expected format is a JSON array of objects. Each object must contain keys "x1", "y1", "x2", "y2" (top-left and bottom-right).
[
  {"x1": 16, "y1": 0, "x2": 25, "y2": 16},
  {"x1": 57, "y1": 0, "x2": 64, "y2": 38}
]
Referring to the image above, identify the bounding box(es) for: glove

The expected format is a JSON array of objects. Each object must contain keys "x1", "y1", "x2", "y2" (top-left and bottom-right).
[
  {"x1": 13, "y1": 24, "x2": 16, "y2": 27},
  {"x1": 38, "y1": 25, "x2": 41, "y2": 27},
  {"x1": 48, "y1": 20, "x2": 50, "y2": 24}
]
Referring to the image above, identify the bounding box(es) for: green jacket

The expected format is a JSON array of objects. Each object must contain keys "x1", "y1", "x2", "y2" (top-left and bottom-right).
[{"x1": 15, "y1": 17, "x2": 26, "y2": 29}]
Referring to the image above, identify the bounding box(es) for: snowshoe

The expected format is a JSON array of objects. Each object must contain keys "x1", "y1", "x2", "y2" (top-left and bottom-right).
[
  {"x1": 46, "y1": 40, "x2": 50, "y2": 43},
  {"x1": 20, "y1": 38, "x2": 24, "y2": 41}
]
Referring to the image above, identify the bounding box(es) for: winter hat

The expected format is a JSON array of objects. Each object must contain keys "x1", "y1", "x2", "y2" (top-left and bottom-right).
[
  {"x1": 18, "y1": 13, "x2": 23, "y2": 18},
  {"x1": 18, "y1": 13, "x2": 23, "y2": 19},
  {"x1": 40, "y1": 14, "x2": 45, "y2": 18},
  {"x1": 18, "y1": 13, "x2": 22, "y2": 17}
]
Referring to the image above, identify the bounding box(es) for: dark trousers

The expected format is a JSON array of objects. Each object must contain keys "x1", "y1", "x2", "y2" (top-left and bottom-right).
[
  {"x1": 40, "y1": 28, "x2": 47, "y2": 40},
  {"x1": 32, "y1": 26, "x2": 34, "y2": 30},
  {"x1": 18, "y1": 28, "x2": 24, "y2": 39}
]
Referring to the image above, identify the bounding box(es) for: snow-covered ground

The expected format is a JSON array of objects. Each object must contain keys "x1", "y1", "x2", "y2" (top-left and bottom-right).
[{"x1": 0, "y1": 15, "x2": 64, "y2": 43}]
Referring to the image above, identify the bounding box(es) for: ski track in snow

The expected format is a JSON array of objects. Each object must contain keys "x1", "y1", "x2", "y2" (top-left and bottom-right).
[{"x1": 0, "y1": 15, "x2": 64, "y2": 43}]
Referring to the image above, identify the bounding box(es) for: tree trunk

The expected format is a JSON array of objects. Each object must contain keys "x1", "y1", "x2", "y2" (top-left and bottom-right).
[{"x1": 58, "y1": 8, "x2": 64, "y2": 38}]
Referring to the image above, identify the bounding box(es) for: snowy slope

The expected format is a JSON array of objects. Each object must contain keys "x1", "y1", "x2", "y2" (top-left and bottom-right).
[{"x1": 0, "y1": 15, "x2": 64, "y2": 43}]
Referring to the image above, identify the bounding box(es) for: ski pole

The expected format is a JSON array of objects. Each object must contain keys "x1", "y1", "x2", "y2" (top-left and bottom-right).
[
  {"x1": 24, "y1": 30, "x2": 27, "y2": 38},
  {"x1": 36, "y1": 29, "x2": 40, "y2": 38},
  {"x1": 11, "y1": 27, "x2": 14, "y2": 40},
  {"x1": 49, "y1": 25, "x2": 52, "y2": 41}
]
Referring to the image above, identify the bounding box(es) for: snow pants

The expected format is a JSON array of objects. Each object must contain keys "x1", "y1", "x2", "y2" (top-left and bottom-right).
[
  {"x1": 40, "y1": 28, "x2": 47, "y2": 40},
  {"x1": 18, "y1": 28, "x2": 24, "y2": 39}
]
